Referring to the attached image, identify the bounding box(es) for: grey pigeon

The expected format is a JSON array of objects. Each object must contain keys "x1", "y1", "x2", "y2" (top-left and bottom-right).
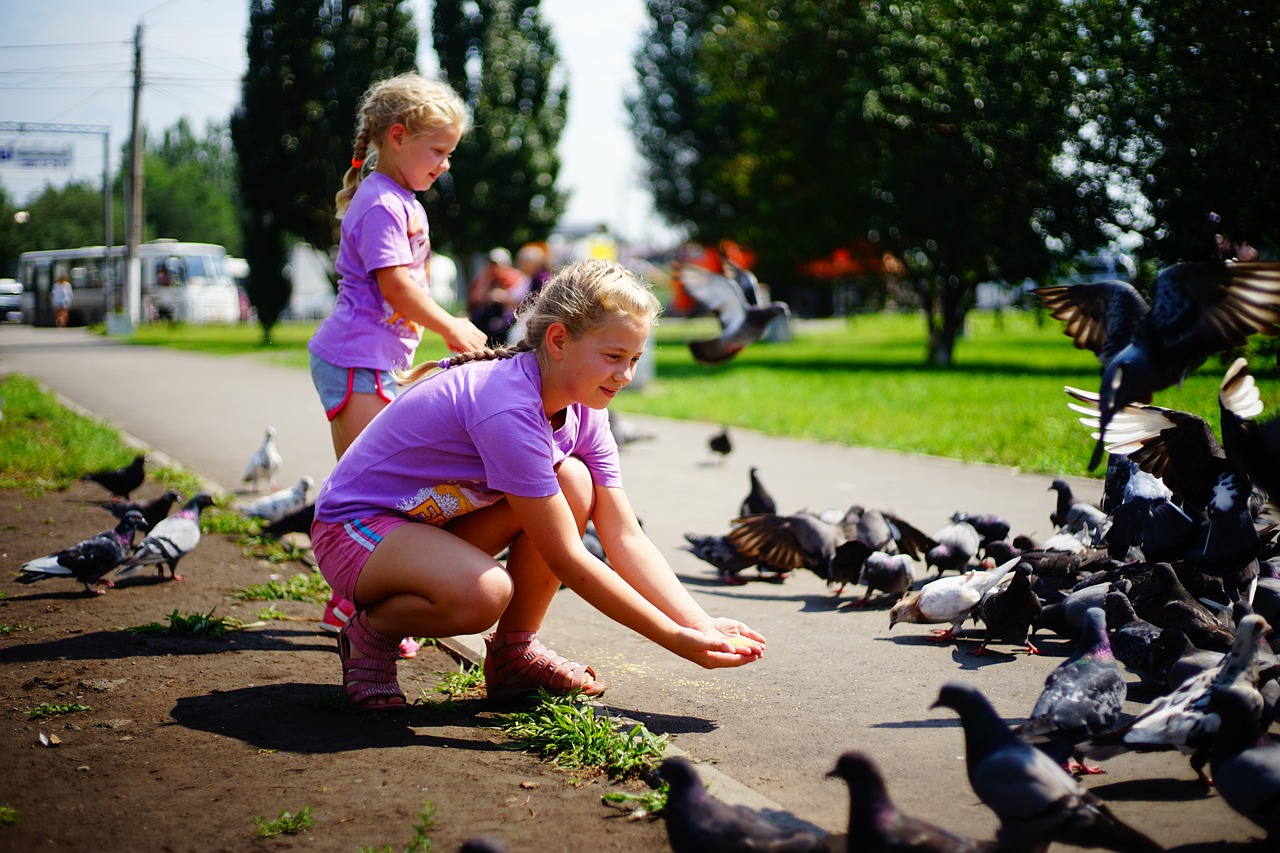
[
  {"x1": 82, "y1": 453, "x2": 146, "y2": 499},
  {"x1": 682, "y1": 532, "x2": 758, "y2": 585},
  {"x1": 239, "y1": 475, "x2": 313, "y2": 524},
  {"x1": 1102, "y1": 465, "x2": 1194, "y2": 563},
  {"x1": 855, "y1": 550, "x2": 916, "y2": 607},
  {"x1": 658, "y1": 756, "x2": 829, "y2": 852},
  {"x1": 608, "y1": 408, "x2": 655, "y2": 449},
  {"x1": 949, "y1": 512, "x2": 1011, "y2": 549},
  {"x1": 1038, "y1": 260, "x2": 1280, "y2": 469},
  {"x1": 102, "y1": 488, "x2": 182, "y2": 531},
  {"x1": 17, "y1": 510, "x2": 149, "y2": 595},
  {"x1": 679, "y1": 258, "x2": 790, "y2": 365},
  {"x1": 729, "y1": 510, "x2": 844, "y2": 581},
  {"x1": 1207, "y1": 686, "x2": 1280, "y2": 840},
  {"x1": 931, "y1": 682, "x2": 1163, "y2": 853},
  {"x1": 740, "y1": 466, "x2": 777, "y2": 517},
  {"x1": 116, "y1": 493, "x2": 214, "y2": 581},
  {"x1": 924, "y1": 522, "x2": 981, "y2": 577},
  {"x1": 827, "y1": 751, "x2": 997, "y2": 852},
  {"x1": 1020, "y1": 607, "x2": 1127, "y2": 775},
  {"x1": 261, "y1": 501, "x2": 316, "y2": 538},
  {"x1": 972, "y1": 563, "x2": 1043, "y2": 656},
  {"x1": 1103, "y1": 589, "x2": 1166, "y2": 686},
  {"x1": 1152, "y1": 628, "x2": 1224, "y2": 691},
  {"x1": 1047, "y1": 478, "x2": 1109, "y2": 541},
  {"x1": 242, "y1": 426, "x2": 282, "y2": 491}
]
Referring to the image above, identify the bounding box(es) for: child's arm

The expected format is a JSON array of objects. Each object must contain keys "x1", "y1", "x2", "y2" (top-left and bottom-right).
[
  {"x1": 376, "y1": 265, "x2": 487, "y2": 352},
  {"x1": 506, "y1": 489, "x2": 765, "y2": 669}
]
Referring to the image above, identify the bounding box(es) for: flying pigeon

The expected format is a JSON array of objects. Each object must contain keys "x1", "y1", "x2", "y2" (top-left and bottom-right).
[
  {"x1": 82, "y1": 453, "x2": 146, "y2": 499},
  {"x1": 102, "y1": 488, "x2": 183, "y2": 531},
  {"x1": 1218, "y1": 356, "x2": 1280, "y2": 505},
  {"x1": 826, "y1": 751, "x2": 997, "y2": 852},
  {"x1": 1037, "y1": 260, "x2": 1280, "y2": 468},
  {"x1": 740, "y1": 466, "x2": 777, "y2": 517},
  {"x1": 728, "y1": 510, "x2": 844, "y2": 580},
  {"x1": 116, "y1": 493, "x2": 215, "y2": 581},
  {"x1": 242, "y1": 426, "x2": 282, "y2": 492},
  {"x1": 1206, "y1": 685, "x2": 1280, "y2": 842},
  {"x1": 1102, "y1": 465, "x2": 1194, "y2": 563},
  {"x1": 709, "y1": 425, "x2": 732, "y2": 460},
  {"x1": 889, "y1": 559, "x2": 1015, "y2": 642},
  {"x1": 239, "y1": 475, "x2": 313, "y2": 524},
  {"x1": 1020, "y1": 607, "x2": 1127, "y2": 775},
  {"x1": 17, "y1": 510, "x2": 149, "y2": 595},
  {"x1": 657, "y1": 755, "x2": 829, "y2": 853},
  {"x1": 931, "y1": 682, "x2": 1163, "y2": 853},
  {"x1": 679, "y1": 260, "x2": 791, "y2": 365}
]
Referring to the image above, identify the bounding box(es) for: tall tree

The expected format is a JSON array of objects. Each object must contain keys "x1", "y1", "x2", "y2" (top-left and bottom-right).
[
  {"x1": 232, "y1": 0, "x2": 418, "y2": 340},
  {"x1": 146, "y1": 118, "x2": 241, "y2": 254},
  {"x1": 429, "y1": 0, "x2": 566, "y2": 278}
]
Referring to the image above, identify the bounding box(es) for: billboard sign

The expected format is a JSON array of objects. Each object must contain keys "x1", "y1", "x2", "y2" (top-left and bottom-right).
[{"x1": 0, "y1": 140, "x2": 74, "y2": 170}]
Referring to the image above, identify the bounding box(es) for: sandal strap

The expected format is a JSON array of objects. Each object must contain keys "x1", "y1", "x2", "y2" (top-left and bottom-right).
[
  {"x1": 484, "y1": 632, "x2": 605, "y2": 698},
  {"x1": 339, "y1": 611, "x2": 405, "y2": 709}
]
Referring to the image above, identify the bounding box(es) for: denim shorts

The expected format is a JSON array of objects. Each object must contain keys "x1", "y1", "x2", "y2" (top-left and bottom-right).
[{"x1": 310, "y1": 352, "x2": 397, "y2": 420}]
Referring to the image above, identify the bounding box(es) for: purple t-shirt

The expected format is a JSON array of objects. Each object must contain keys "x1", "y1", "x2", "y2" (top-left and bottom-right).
[
  {"x1": 315, "y1": 351, "x2": 623, "y2": 524},
  {"x1": 308, "y1": 172, "x2": 432, "y2": 371}
]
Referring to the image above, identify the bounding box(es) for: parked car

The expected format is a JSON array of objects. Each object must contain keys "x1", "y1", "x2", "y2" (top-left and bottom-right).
[{"x1": 0, "y1": 278, "x2": 22, "y2": 322}]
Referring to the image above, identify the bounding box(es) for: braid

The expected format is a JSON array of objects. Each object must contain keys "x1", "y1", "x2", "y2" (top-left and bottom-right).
[{"x1": 393, "y1": 341, "x2": 533, "y2": 386}]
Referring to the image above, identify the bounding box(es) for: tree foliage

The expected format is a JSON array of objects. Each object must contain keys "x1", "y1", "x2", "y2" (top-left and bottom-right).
[
  {"x1": 429, "y1": 0, "x2": 566, "y2": 277},
  {"x1": 232, "y1": 0, "x2": 419, "y2": 339},
  {"x1": 145, "y1": 118, "x2": 241, "y2": 254}
]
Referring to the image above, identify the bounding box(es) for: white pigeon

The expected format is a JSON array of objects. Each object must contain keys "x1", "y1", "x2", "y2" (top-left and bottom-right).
[
  {"x1": 116, "y1": 493, "x2": 214, "y2": 581},
  {"x1": 889, "y1": 557, "x2": 1016, "y2": 641},
  {"x1": 242, "y1": 426, "x2": 282, "y2": 492},
  {"x1": 239, "y1": 476, "x2": 313, "y2": 524}
]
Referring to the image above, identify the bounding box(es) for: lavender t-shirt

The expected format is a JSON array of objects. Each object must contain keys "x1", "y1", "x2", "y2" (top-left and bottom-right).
[
  {"x1": 315, "y1": 351, "x2": 623, "y2": 524},
  {"x1": 308, "y1": 172, "x2": 432, "y2": 371}
]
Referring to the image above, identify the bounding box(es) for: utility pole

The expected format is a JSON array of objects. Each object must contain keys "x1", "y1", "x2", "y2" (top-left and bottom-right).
[{"x1": 124, "y1": 22, "x2": 145, "y2": 329}]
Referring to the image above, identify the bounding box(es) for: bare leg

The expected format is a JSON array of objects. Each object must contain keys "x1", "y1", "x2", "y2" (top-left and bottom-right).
[{"x1": 329, "y1": 392, "x2": 389, "y2": 459}]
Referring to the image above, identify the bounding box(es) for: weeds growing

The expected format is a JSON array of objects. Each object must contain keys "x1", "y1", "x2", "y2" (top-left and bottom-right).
[
  {"x1": 251, "y1": 806, "x2": 314, "y2": 837},
  {"x1": 358, "y1": 801, "x2": 436, "y2": 853},
  {"x1": 231, "y1": 569, "x2": 331, "y2": 603},
  {"x1": 28, "y1": 702, "x2": 92, "y2": 721},
  {"x1": 499, "y1": 691, "x2": 668, "y2": 779},
  {"x1": 431, "y1": 664, "x2": 485, "y2": 699},
  {"x1": 0, "y1": 805, "x2": 19, "y2": 825},
  {"x1": 120, "y1": 608, "x2": 243, "y2": 639}
]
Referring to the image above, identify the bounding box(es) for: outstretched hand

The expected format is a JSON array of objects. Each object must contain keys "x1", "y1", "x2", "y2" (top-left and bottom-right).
[
  {"x1": 447, "y1": 317, "x2": 489, "y2": 353},
  {"x1": 678, "y1": 617, "x2": 766, "y2": 668}
]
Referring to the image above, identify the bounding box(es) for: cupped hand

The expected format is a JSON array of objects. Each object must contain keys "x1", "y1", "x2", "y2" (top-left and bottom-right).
[{"x1": 676, "y1": 617, "x2": 766, "y2": 668}]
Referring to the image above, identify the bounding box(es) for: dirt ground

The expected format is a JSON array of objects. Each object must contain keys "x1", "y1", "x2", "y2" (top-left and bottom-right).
[{"x1": 0, "y1": 480, "x2": 671, "y2": 853}]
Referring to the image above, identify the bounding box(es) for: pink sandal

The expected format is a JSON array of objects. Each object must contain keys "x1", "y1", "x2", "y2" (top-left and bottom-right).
[
  {"x1": 338, "y1": 611, "x2": 406, "y2": 711},
  {"x1": 484, "y1": 631, "x2": 607, "y2": 699}
]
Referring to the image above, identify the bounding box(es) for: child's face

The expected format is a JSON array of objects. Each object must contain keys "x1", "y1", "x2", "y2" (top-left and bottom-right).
[
  {"x1": 380, "y1": 122, "x2": 463, "y2": 193},
  {"x1": 558, "y1": 315, "x2": 651, "y2": 409}
]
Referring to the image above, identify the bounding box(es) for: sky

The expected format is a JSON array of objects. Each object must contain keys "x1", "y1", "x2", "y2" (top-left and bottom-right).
[{"x1": 0, "y1": 0, "x2": 682, "y2": 247}]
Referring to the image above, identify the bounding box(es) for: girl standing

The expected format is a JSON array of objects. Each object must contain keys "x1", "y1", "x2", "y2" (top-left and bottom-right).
[
  {"x1": 308, "y1": 74, "x2": 487, "y2": 644},
  {"x1": 312, "y1": 259, "x2": 766, "y2": 710}
]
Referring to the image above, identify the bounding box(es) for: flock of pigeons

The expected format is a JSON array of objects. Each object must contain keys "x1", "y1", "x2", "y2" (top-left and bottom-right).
[
  {"x1": 15, "y1": 426, "x2": 316, "y2": 594},
  {"x1": 671, "y1": 255, "x2": 1280, "y2": 850}
]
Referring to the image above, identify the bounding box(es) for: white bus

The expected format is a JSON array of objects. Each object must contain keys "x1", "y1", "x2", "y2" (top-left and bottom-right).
[{"x1": 19, "y1": 240, "x2": 242, "y2": 326}]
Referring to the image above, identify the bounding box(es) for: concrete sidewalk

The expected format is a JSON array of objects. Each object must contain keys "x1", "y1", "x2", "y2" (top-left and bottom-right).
[{"x1": 1, "y1": 323, "x2": 1254, "y2": 848}]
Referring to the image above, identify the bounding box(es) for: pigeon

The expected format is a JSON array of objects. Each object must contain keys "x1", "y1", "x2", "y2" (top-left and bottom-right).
[
  {"x1": 1020, "y1": 608, "x2": 1127, "y2": 775},
  {"x1": 844, "y1": 506, "x2": 934, "y2": 562},
  {"x1": 1103, "y1": 589, "x2": 1167, "y2": 686},
  {"x1": 1218, "y1": 356, "x2": 1280, "y2": 505},
  {"x1": 679, "y1": 260, "x2": 791, "y2": 365},
  {"x1": 889, "y1": 559, "x2": 1015, "y2": 642},
  {"x1": 740, "y1": 466, "x2": 777, "y2": 517},
  {"x1": 855, "y1": 551, "x2": 916, "y2": 607},
  {"x1": 1034, "y1": 581, "x2": 1113, "y2": 642},
  {"x1": 729, "y1": 510, "x2": 844, "y2": 580},
  {"x1": 102, "y1": 488, "x2": 183, "y2": 531},
  {"x1": 261, "y1": 501, "x2": 316, "y2": 538},
  {"x1": 457, "y1": 840, "x2": 510, "y2": 853},
  {"x1": 972, "y1": 562, "x2": 1043, "y2": 656},
  {"x1": 949, "y1": 512, "x2": 1012, "y2": 551},
  {"x1": 682, "y1": 532, "x2": 759, "y2": 585},
  {"x1": 931, "y1": 682, "x2": 1163, "y2": 853},
  {"x1": 608, "y1": 408, "x2": 655, "y2": 448},
  {"x1": 1132, "y1": 563, "x2": 1235, "y2": 651},
  {"x1": 239, "y1": 475, "x2": 313, "y2": 524},
  {"x1": 1091, "y1": 614, "x2": 1270, "y2": 784},
  {"x1": 242, "y1": 426, "x2": 282, "y2": 491},
  {"x1": 1047, "y1": 478, "x2": 1109, "y2": 541},
  {"x1": 116, "y1": 493, "x2": 215, "y2": 581},
  {"x1": 81, "y1": 453, "x2": 146, "y2": 499},
  {"x1": 1151, "y1": 628, "x2": 1225, "y2": 691},
  {"x1": 658, "y1": 755, "x2": 829, "y2": 853},
  {"x1": 826, "y1": 751, "x2": 997, "y2": 852},
  {"x1": 708, "y1": 425, "x2": 732, "y2": 460},
  {"x1": 582, "y1": 519, "x2": 609, "y2": 566},
  {"x1": 1206, "y1": 685, "x2": 1280, "y2": 842},
  {"x1": 17, "y1": 510, "x2": 149, "y2": 595},
  {"x1": 1037, "y1": 260, "x2": 1280, "y2": 468},
  {"x1": 1102, "y1": 465, "x2": 1195, "y2": 562},
  {"x1": 924, "y1": 522, "x2": 981, "y2": 577}
]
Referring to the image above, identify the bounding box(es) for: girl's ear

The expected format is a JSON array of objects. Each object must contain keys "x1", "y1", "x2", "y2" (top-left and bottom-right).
[
  {"x1": 545, "y1": 321, "x2": 570, "y2": 361},
  {"x1": 386, "y1": 122, "x2": 408, "y2": 150}
]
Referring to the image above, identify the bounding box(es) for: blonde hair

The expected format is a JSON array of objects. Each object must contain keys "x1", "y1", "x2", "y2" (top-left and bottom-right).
[
  {"x1": 396, "y1": 259, "x2": 661, "y2": 384},
  {"x1": 334, "y1": 74, "x2": 470, "y2": 218}
]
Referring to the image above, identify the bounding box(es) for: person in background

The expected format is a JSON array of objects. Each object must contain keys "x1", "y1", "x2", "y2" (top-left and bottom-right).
[
  {"x1": 307, "y1": 73, "x2": 487, "y2": 653},
  {"x1": 51, "y1": 274, "x2": 72, "y2": 327},
  {"x1": 467, "y1": 247, "x2": 530, "y2": 346},
  {"x1": 516, "y1": 243, "x2": 553, "y2": 300}
]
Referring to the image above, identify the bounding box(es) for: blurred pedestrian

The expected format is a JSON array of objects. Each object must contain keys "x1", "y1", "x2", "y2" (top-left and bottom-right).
[{"x1": 51, "y1": 274, "x2": 72, "y2": 327}]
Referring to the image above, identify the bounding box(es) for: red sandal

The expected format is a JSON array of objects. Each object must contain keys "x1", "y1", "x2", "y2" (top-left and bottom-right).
[
  {"x1": 338, "y1": 611, "x2": 407, "y2": 711},
  {"x1": 484, "y1": 631, "x2": 607, "y2": 699}
]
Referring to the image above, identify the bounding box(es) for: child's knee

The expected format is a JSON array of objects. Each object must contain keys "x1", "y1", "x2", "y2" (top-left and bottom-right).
[{"x1": 456, "y1": 567, "x2": 513, "y2": 632}]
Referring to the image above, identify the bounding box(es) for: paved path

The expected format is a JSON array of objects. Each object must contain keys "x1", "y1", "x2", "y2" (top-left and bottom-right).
[{"x1": 0, "y1": 323, "x2": 1258, "y2": 848}]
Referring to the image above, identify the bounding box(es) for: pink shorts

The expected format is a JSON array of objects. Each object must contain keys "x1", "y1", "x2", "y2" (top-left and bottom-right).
[{"x1": 311, "y1": 515, "x2": 411, "y2": 604}]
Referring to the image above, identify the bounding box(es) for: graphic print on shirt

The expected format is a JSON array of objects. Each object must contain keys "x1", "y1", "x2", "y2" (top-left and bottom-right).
[
  {"x1": 382, "y1": 211, "x2": 428, "y2": 335},
  {"x1": 396, "y1": 482, "x2": 499, "y2": 525}
]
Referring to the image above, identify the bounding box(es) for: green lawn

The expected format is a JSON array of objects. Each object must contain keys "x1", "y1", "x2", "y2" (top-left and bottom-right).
[{"x1": 118, "y1": 310, "x2": 1280, "y2": 478}]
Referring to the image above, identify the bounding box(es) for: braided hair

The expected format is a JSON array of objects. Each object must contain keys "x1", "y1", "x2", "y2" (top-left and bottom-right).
[
  {"x1": 395, "y1": 259, "x2": 661, "y2": 386},
  {"x1": 334, "y1": 74, "x2": 470, "y2": 219}
]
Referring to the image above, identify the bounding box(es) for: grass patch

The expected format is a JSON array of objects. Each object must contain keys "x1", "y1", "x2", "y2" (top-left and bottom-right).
[
  {"x1": 119, "y1": 608, "x2": 244, "y2": 639},
  {"x1": 0, "y1": 805, "x2": 19, "y2": 825},
  {"x1": 251, "y1": 806, "x2": 314, "y2": 838},
  {"x1": 238, "y1": 533, "x2": 311, "y2": 566},
  {"x1": 499, "y1": 691, "x2": 668, "y2": 780},
  {"x1": 430, "y1": 664, "x2": 485, "y2": 699},
  {"x1": 358, "y1": 802, "x2": 436, "y2": 853},
  {"x1": 0, "y1": 622, "x2": 33, "y2": 636},
  {"x1": 230, "y1": 569, "x2": 331, "y2": 603},
  {"x1": 28, "y1": 702, "x2": 92, "y2": 721},
  {"x1": 602, "y1": 785, "x2": 668, "y2": 819}
]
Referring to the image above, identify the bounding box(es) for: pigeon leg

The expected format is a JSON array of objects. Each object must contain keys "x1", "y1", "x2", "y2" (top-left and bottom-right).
[
  {"x1": 850, "y1": 592, "x2": 872, "y2": 608},
  {"x1": 1065, "y1": 757, "x2": 1107, "y2": 776},
  {"x1": 930, "y1": 626, "x2": 958, "y2": 641},
  {"x1": 719, "y1": 571, "x2": 747, "y2": 587},
  {"x1": 968, "y1": 642, "x2": 992, "y2": 656},
  {"x1": 82, "y1": 583, "x2": 107, "y2": 596},
  {"x1": 1190, "y1": 754, "x2": 1213, "y2": 786}
]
